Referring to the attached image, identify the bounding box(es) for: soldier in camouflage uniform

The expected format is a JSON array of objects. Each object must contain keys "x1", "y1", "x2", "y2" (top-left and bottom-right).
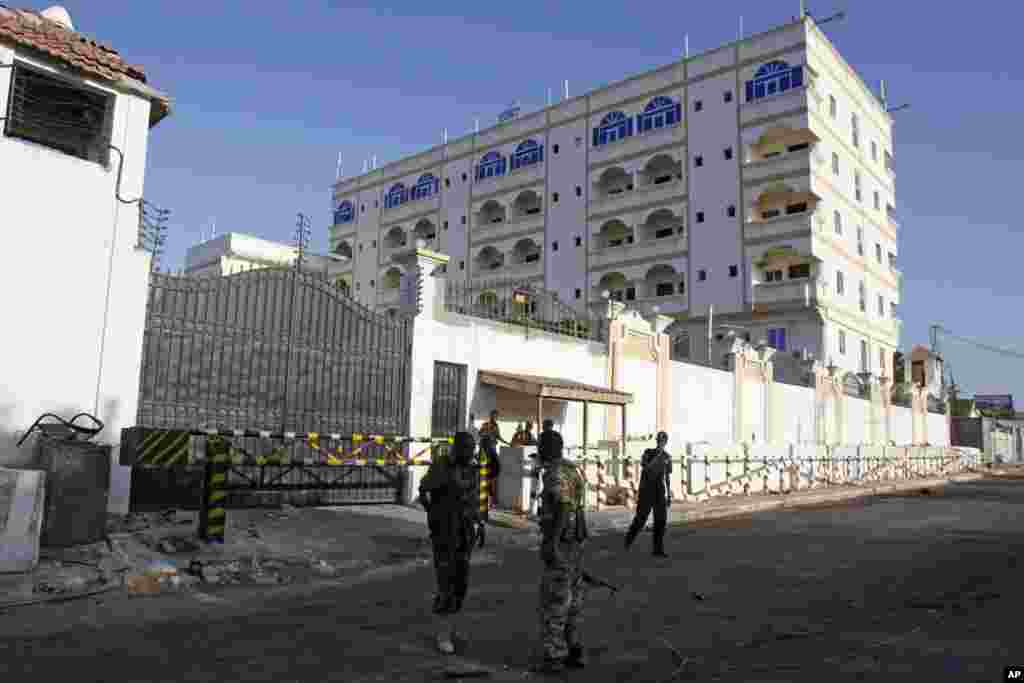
[
  {"x1": 419, "y1": 431, "x2": 486, "y2": 655},
  {"x1": 536, "y1": 428, "x2": 589, "y2": 674}
]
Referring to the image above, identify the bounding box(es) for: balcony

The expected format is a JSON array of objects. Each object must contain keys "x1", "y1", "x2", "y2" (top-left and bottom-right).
[
  {"x1": 472, "y1": 161, "x2": 545, "y2": 197},
  {"x1": 743, "y1": 212, "x2": 817, "y2": 243},
  {"x1": 740, "y1": 85, "x2": 812, "y2": 127},
  {"x1": 590, "y1": 233, "x2": 686, "y2": 270},
  {"x1": 743, "y1": 146, "x2": 819, "y2": 185},
  {"x1": 382, "y1": 194, "x2": 440, "y2": 224},
  {"x1": 590, "y1": 177, "x2": 684, "y2": 218},
  {"x1": 503, "y1": 257, "x2": 544, "y2": 279},
  {"x1": 589, "y1": 122, "x2": 685, "y2": 167},
  {"x1": 631, "y1": 292, "x2": 687, "y2": 315},
  {"x1": 475, "y1": 210, "x2": 544, "y2": 239},
  {"x1": 751, "y1": 278, "x2": 828, "y2": 311}
]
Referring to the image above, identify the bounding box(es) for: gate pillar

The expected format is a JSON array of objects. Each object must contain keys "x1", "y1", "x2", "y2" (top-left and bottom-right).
[{"x1": 392, "y1": 244, "x2": 449, "y2": 469}]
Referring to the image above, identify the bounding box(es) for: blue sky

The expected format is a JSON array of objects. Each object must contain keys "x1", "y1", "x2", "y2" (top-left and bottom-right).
[{"x1": 62, "y1": 0, "x2": 1023, "y2": 401}]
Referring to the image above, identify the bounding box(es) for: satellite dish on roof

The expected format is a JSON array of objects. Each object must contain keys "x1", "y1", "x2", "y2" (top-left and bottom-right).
[{"x1": 40, "y1": 6, "x2": 74, "y2": 30}]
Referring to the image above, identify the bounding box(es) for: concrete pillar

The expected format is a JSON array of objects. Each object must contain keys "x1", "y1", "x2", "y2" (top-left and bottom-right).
[
  {"x1": 392, "y1": 243, "x2": 449, "y2": 443},
  {"x1": 878, "y1": 374, "x2": 893, "y2": 444},
  {"x1": 756, "y1": 344, "x2": 777, "y2": 443},
  {"x1": 604, "y1": 307, "x2": 626, "y2": 442}
]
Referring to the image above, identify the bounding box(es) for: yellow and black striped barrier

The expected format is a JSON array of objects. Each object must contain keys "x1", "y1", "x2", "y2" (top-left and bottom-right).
[
  {"x1": 478, "y1": 450, "x2": 490, "y2": 519},
  {"x1": 199, "y1": 436, "x2": 230, "y2": 543},
  {"x1": 119, "y1": 427, "x2": 452, "y2": 466}
]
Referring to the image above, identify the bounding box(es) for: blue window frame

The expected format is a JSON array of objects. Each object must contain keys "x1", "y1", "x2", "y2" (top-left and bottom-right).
[
  {"x1": 476, "y1": 151, "x2": 507, "y2": 181},
  {"x1": 637, "y1": 96, "x2": 682, "y2": 134},
  {"x1": 333, "y1": 200, "x2": 354, "y2": 224},
  {"x1": 767, "y1": 328, "x2": 787, "y2": 351},
  {"x1": 511, "y1": 139, "x2": 544, "y2": 171},
  {"x1": 745, "y1": 61, "x2": 804, "y2": 103},
  {"x1": 384, "y1": 183, "x2": 407, "y2": 209},
  {"x1": 410, "y1": 173, "x2": 440, "y2": 201},
  {"x1": 593, "y1": 111, "x2": 633, "y2": 147}
]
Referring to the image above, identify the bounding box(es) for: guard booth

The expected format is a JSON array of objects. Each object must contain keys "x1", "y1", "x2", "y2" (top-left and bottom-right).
[{"x1": 476, "y1": 369, "x2": 633, "y2": 512}]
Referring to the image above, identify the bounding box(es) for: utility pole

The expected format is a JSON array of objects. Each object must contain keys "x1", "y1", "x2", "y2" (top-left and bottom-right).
[
  {"x1": 293, "y1": 212, "x2": 311, "y2": 271},
  {"x1": 139, "y1": 199, "x2": 171, "y2": 274}
]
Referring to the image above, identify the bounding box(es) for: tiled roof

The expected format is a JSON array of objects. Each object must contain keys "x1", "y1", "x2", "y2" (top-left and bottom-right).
[{"x1": 0, "y1": 5, "x2": 169, "y2": 125}]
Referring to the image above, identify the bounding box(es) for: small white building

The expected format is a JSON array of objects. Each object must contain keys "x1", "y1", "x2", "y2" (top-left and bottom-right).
[
  {"x1": 185, "y1": 232, "x2": 354, "y2": 292},
  {"x1": 0, "y1": 6, "x2": 170, "y2": 512}
]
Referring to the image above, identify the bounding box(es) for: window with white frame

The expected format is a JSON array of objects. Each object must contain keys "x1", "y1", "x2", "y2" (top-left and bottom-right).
[
  {"x1": 334, "y1": 200, "x2": 354, "y2": 225},
  {"x1": 877, "y1": 294, "x2": 884, "y2": 316},
  {"x1": 851, "y1": 113, "x2": 859, "y2": 148},
  {"x1": 879, "y1": 348, "x2": 887, "y2": 375},
  {"x1": 856, "y1": 226, "x2": 864, "y2": 256},
  {"x1": 871, "y1": 140, "x2": 878, "y2": 161},
  {"x1": 637, "y1": 96, "x2": 682, "y2": 133},
  {"x1": 859, "y1": 282, "x2": 867, "y2": 312},
  {"x1": 410, "y1": 173, "x2": 440, "y2": 201},
  {"x1": 511, "y1": 139, "x2": 543, "y2": 170},
  {"x1": 836, "y1": 270, "x2": 845, "y2": 294},
  {"x1": 875, "y1": 243, "x2": 883, "y2": 263},
  {"x1": 476, "y1": 151, "x2": 507, "y2": 180},
  {"x1": 593, "y1": 111, "x2": 632, "y2": 146},
  {"x1": 832, "y1": 152, "x2": 839, "y2": 175},
  {"x1": 384, "y1": 183, "x2": 407, "y2": 209},
  {"x1": 834, "y1": 210, "x2": 843, "y2": 235},
  {"x1": 854, "y1": 170, "x2": 862, "y2": 201},
  {"x1": 860, "y1": 339, "x2": 869, "y2": 372},
  {"x1": 745, "y1": 61, "x2": 804, "y2": 102},
  {"x1": 839, "y1": 329, "x2": 846, "y2": 354},
  {"x1": 873, "y1": 191, "x2": 880, "y2": 210},
  {"x1": 829, "y1": 95, "x2": 837, "y2": 118}
]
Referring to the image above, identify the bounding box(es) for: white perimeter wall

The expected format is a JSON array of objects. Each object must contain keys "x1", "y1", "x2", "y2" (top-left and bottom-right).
[{"x1": 669, "y1": 361, "x2": 734, "y2": 445}]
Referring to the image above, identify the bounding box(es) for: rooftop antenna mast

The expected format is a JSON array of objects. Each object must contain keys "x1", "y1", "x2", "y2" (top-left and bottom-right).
[
  {"x1": 335, "y1": 153, "x2": 343, "y2": 180},
  {"x1": 563, "y1": 79, "x2": 569, "y2": 100},
  {"x1": 739, "y1": 16, "x2": 744, "y2": 40}
]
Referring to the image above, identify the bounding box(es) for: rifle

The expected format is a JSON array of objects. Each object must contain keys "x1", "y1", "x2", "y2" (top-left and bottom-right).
[{"x1": 581, "y1": 570, "x2": 619, "y2": 594}]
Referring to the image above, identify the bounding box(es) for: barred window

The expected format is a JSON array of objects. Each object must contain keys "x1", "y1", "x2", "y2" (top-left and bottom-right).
[{"x1": 6, "y1": 64, "x2": 112, "y2": 164}]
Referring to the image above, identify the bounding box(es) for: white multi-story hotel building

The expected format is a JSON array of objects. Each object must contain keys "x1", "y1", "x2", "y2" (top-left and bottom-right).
[{"x1": 329, "y1": 13, "x2": 902, "y2": 378}]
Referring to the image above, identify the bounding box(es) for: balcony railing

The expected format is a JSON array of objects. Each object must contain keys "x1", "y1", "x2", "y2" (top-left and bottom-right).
[
  {"x1": 444, "y1": 277, "x2": 606, "y2": 342},
  {"x1": 751, "y1": 278, "x2": 827, "y2": 309}
]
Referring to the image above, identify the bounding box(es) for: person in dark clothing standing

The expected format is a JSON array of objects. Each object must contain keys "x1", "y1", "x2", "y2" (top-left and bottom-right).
[
  {"x1": 418, "y1": 431, "x2": 486, "y2": 654},
  {"x1": 624, "y1": 431, "x2": 673, "y2": 558}
]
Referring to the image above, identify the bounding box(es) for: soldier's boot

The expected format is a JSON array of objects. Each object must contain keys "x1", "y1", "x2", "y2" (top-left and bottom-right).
[
  {"x1": 624, "y1": 526, "x2": 638, "y2": 549},
  {"x1": 565, "y1": 645, "x2": 587, "y2": 668}
]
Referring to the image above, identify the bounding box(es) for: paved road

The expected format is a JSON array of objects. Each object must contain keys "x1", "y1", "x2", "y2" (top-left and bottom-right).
[{"x1": 1, "y1": 478, "x2": 1022, "y2": 682}]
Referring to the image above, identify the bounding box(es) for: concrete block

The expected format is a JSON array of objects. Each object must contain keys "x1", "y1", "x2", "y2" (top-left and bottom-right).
[{"x1": 0, "y1": 467, "x2": 47, "y2": 573}]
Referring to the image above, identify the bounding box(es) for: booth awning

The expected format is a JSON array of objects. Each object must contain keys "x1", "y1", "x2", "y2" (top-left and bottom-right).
[{"x1": 478, "y1": 370, "x2": 633, "y2": 406}]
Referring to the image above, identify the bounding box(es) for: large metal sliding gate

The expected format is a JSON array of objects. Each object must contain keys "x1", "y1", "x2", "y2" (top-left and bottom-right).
[{"x1": 128, "y1": 267, "x2": 413, "y2": 508}]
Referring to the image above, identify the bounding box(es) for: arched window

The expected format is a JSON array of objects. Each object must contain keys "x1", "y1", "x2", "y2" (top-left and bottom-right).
[
  {"x1": 476, "y1": 151, "x2": 507, "y2": 181},
  {"x1": 637, "y1": 96, "x2": 682, "y2": 134},
  {"x1": 333, "y1": 200, "x2": 354, "y2": 225},
  {"x1": 410, "y1": 173, "x2": 440, "y2": 201},
  {"x1": 511, "y1": 139, "x2": 543, "y2": 171},
  {"x1": 384, "y1": 183, "x2": 407, "y2": 209},
  {"x1": 593, "y1": 111, "x2": 633, "y2": 147},
  {"x1": 745, "y1": 61, "x2": 804, "y2": 103}
]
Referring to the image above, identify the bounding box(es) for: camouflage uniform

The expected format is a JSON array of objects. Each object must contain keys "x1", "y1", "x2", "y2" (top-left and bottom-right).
[
  {"x1": 419, "y1": 446, "x2": 481, "y2": 615},
  {"x1": 538, "y1": 457, "x2": 589, "y2": 665}
]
